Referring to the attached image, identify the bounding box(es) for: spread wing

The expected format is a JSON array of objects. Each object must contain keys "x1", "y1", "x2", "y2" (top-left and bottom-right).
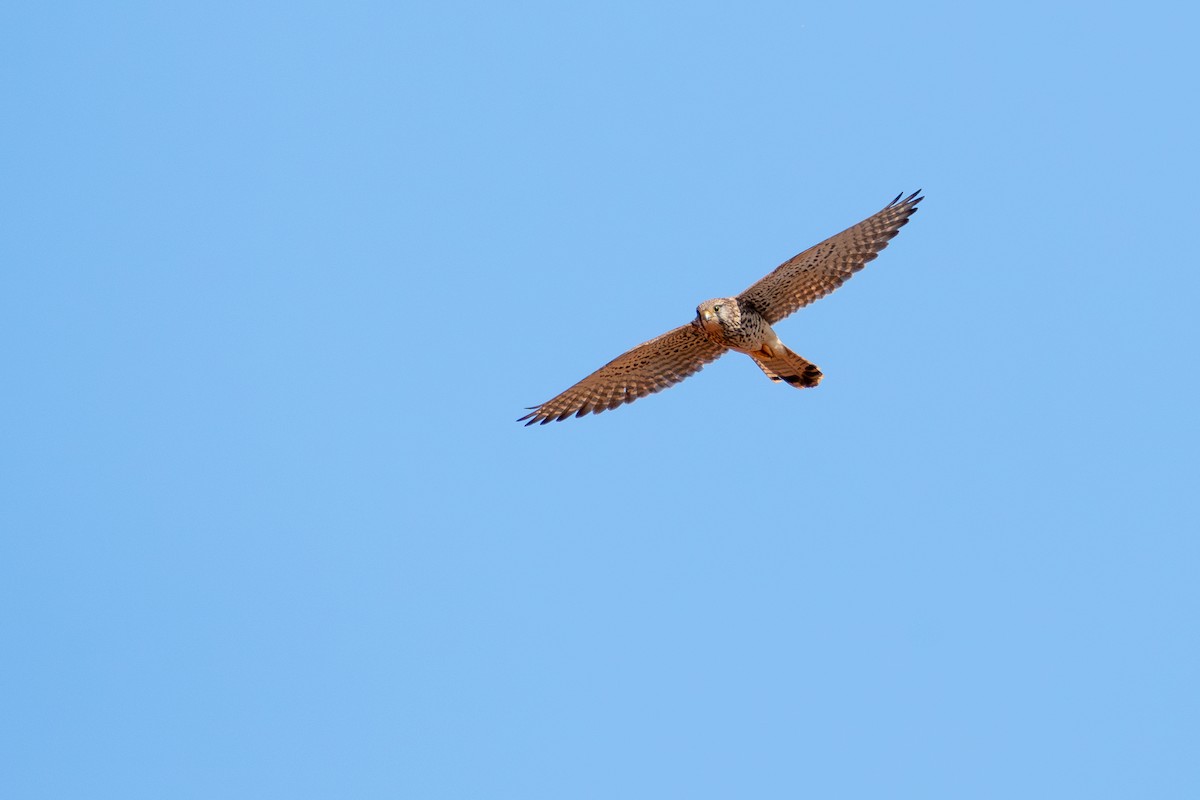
[
  {"x1": 738, "y1": 191, "x2": 923, "y2": 324},
  {"x1": 519, "y1": 323, "x2": 726, "y2": 425}
]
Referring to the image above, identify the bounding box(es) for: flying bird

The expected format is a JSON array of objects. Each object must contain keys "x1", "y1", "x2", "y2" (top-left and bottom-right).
[{"x1": 519, "y1": 191, "x2": 923, "y2": 426}]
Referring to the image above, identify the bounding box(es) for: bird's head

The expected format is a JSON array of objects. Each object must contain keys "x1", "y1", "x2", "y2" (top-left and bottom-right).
[{"x1": 696, "y1": 297, "x2": 739, "y2": 334}]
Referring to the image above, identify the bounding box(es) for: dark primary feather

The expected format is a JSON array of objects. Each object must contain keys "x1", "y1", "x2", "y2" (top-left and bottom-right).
[
  {"x1": 517, "y1": 324, "x2": 726, "y2": 425},
  {"x1": 738, "y1": 191, "x2": 922, "y2": 324}
]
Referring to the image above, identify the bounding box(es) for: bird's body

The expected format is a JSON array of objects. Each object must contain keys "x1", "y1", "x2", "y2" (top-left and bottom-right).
[
  {"x1": 519, "y1": 191, "x2": 923, "y2": 425},
  {"x1": 695, "y1": 297, "x2": 823, "y2": 388}
]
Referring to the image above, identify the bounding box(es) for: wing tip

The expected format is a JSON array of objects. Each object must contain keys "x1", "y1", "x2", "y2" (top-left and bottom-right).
[
  {"x1": 517, "y1": 404, "x2": 597, "y2": 426},
  {"x1": 888, "y1": 189, "x2": 924, "y2": 209}
]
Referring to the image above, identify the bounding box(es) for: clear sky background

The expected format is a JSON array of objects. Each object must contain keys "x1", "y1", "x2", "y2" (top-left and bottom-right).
[{"x1": 2, "y1": 2, "x2": 1198, "y2": 798}]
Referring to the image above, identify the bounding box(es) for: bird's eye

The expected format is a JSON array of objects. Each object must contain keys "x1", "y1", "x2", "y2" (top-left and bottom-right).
[{"x1": 713, "y1": 304, "x2": 722, "y2": 312}]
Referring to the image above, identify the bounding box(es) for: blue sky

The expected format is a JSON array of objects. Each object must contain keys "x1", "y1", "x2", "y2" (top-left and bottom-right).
[{"x1": 2, "y1": 1, "x2": 1198, "y2": 797}]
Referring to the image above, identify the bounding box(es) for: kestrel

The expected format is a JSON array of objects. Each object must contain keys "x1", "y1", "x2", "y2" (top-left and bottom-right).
[{"x1": 519, "y1": 191, "x2": 923, "y2": 426}]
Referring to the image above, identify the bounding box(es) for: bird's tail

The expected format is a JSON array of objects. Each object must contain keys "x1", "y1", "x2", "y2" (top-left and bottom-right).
[{"x1": 753, "y1": 345, "x2": 823, "y2": 388}]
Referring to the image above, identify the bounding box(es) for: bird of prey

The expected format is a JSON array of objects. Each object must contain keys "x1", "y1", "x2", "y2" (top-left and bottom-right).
[{"x1": 519, "y1": 191, "x2": 923, "y2": 426}]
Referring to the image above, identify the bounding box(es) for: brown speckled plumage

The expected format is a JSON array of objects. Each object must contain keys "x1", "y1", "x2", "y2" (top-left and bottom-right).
[{"x1": 519, "y1": 191, "x2": 922, "y2": 426}]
